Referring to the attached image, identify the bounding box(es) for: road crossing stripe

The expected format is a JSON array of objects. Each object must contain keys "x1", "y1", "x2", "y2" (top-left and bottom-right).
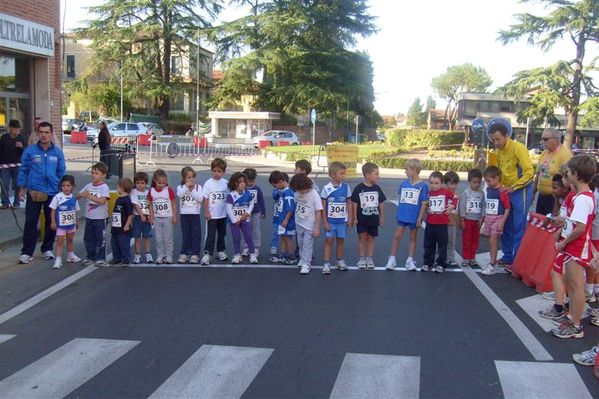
[
  {"x1": 495, "y1": 360, "x2": 592, "y2": 399},
  {"x1": 126, "y1": 263, "x2": 480, "y2": 272},
  {"x1": 0, "y1": 335, "x2": 15, "y2": 345},
  {"x1": 516, "y1": 294, "x2": 590, "y2": 332},
  {"x1": 329, "y1": 353, "x2": 420, "y2": 399},
  {"x1": 454, "y1": 251, "x2": 553, "y2": 361},
  {"x1": 148, "y1": 345, "x2": 273, "y2": 399},
  {"x1": 0, "y1": 266, "x2": 97, "y2": 326},
  {"x1": 0, "y1": 338, "x2": 139, "y2": 399}
]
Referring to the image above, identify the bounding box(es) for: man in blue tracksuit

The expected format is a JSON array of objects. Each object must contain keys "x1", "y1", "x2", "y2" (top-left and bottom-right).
[
  {"x1": 488, "y1": 118, "x2": 534, "y2": 265},
  {"x1": 17, "y1": 122, "x2": 66, "y2": 264}
]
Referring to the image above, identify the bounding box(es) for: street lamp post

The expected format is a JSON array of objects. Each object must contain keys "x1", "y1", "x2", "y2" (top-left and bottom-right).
[{"x1": 195, "y1": 29, "x2": 200, "y2": 136}]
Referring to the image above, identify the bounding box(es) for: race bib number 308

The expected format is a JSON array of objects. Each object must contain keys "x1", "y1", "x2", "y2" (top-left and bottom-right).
[
  {"x1": 153, "y1": 200, "x2": 171, "y2": 216},
  {"x1": 359, "y1": 192, "x2": 379, "y2": 208}
]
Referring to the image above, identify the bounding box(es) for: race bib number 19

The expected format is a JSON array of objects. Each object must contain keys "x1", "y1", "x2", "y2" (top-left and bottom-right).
[
  {"x1": 359, "y1": 192, "x2": 379, "y2": 208},
  {"x1": 486, "y1": 199, "x2": 499, "y2": 215}
]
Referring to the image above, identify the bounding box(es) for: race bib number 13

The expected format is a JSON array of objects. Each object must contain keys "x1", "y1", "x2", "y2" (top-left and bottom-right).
[{"x1": 400, "y1": 188, "x2": 419, "y2": 205}]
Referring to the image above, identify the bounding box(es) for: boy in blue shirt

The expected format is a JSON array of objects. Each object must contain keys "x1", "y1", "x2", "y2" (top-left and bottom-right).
[
  {"x1": 386, "y1": 159, "x2": 429, "y2": 271},
  {"x1": 241, "y1": 168, "x2": 266, "y2": 258},
  {"x1": 321, "y1": 161, "x2": 352, "y2": 275},
  {"x1": 269, "y1": 171, "x2": 295, "y2": 263}
]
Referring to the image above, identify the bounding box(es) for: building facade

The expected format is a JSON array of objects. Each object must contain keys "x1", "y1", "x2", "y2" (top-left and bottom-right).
[{"x1": 0, "y1": 1, "x2": 61, "y2": 143}]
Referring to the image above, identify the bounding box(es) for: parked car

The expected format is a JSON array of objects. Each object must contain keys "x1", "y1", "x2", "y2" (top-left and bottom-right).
[
  {"x1": 140, "y1": 122, "x2": 165, "y2": 138},
  {"x1": 252, "y1": 130, "x2": 300, "y2": 147},
  {"x1": 86, "y1": 121, "x2": 152, "y2": 143}
]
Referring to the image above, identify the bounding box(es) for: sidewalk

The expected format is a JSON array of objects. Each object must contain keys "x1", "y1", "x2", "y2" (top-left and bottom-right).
[{"x1": 0, "y1": 170, "x2": 119, "y2": 250}]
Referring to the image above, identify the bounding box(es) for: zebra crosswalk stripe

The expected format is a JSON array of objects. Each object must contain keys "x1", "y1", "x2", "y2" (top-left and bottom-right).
[
  {"x1": 0, "y1": 335, "x2": 15, "y2": 345},
  {"x1": 0, "y1": 338, "x2": 139, "y2": 399},
  {"x1": 148, "y1": 344, "x2": 273, "y2": 399},
  {"x1": 329, "y1": 353, "x2": 420, "y2": 399}
]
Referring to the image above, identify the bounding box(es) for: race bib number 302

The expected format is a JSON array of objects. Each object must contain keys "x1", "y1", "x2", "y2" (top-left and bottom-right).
[
  {"x1": 359, "y1": 192, "x2": 379, "y2": 209},
  {"x1": 58, "y1": 210, "x2": 76, "y2": 227},
  {"x1": 400, "y1": 188, "x2": 419, "y2": 205}
]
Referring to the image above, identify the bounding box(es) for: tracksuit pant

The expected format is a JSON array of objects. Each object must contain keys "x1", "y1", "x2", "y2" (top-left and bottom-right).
[
  {"x1": 501, "y1": 184, "x2": 533, "y2": 263},
  {"x1": 231, "y1": 221, "x2": 254, "y2": 255},
  {"x1": 423, "y1": 223, "x2": 448, "y2": 267},
  {"x1": 447, "y1": 224, "x2": 456, "y2": 263},
  {"x1": 462, "y1": 219, "x2": 481, "y2": 260},
  {"x1": 1, "y1": 167, "x2": 19, "y2": 206},
  {"x1": 84, "y1": 218, "x2": 106, "y2": 261},
  {"x1": 21, "y1": 192, "x2": 55, "y2": 256},
  {"x1": 180, "y1": 214, "x2": 201, "y2": 256},
  {"x1": 204, "y1": 218, "x2": 227, "y2": 255},
  {"x1": 241, "y1": 213, "x2": 261, "y2": 253},
  {"x1": 111, "y1": 233, "x2": 131, "y2": 264},
  {"x1": 296, "y1": 225, "x2": 314, "y2": 266},
  {"x1": 154, "y1": 217, "x2": 174, "y2": 259}
]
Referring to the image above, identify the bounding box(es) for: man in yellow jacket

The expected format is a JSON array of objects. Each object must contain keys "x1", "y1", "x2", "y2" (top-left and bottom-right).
[{"x1": 488, "y1": 118, "x2": 534, "y2": 266}]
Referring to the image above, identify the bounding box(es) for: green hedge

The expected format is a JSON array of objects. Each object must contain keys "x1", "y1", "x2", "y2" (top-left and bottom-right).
[
  {"x1": 385, "y1": 129, "x2": 464, "y2": 149},
  {"x1": 372, "y1": 157, "x2": 473, "y2": 172}
]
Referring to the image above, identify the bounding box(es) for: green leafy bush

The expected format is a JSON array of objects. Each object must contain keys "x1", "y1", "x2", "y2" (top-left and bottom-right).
[
  {"x1": 385, "y1": 129, "x2": 464, "y2": 150},
  {"x1": 371, "y1": 157, "x2": 473, "y2": 172}
]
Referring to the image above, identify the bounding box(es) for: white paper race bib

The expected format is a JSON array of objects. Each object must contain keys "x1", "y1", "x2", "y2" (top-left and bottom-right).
[
  {"x1": 486, "y1": 199, "x2": 499, "y2": 215},
  {"x1": 359, "y1": 192, "x2": 379, "y2": 208},
  {"x1": 429, "y1": 195, "x2": 445, "y2": 213},
  {"x1": 466, "y1": 199, "x2": 482, "y2": 214},
  {"x1": 400, "y1": 188, "x2": 419, "y2": 205},
  {"x1": 111, "y1": 212, "x2": 122, "y2": 228},
  {"x1": 86, "y1": 190, "x2": 100, "y2": 209},
  {"x1": 181, "y1": 194, "x2": 198, "y2": 209},
  {"x1": 232, "y1": 205, "x2": 247, "y2": 223},
  {"x1": 559, "y1": 205, "x2": 567, "y2": 217},
  {"x1": 328, "y1": 202, "x2": 346, "y2": 218},
  {"x1": 58, "y1": 210, "x2": 76, "y2": 227},
  {"x1": 296, "y1": 202, "x2": 312, "y2": 219},
  {"x1": 274, "y1": 199, "x2": 283, "y2": 216},
  {"x1": 138, "y1": 199, "x2": 150, "y2": 215},
  {"x1": 562, "y1": 219, "x2": 574, "y2": 238},
  {"x1": 209, "y1": 191, "x2": 226, "y2": 205},
  {"x1": 153, "y1": 199, "x2": 171, "y2": 217}
]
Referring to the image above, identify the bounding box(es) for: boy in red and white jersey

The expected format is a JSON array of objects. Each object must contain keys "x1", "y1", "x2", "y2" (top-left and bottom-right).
[{"x1": 551, "y1": 155, "x2": 596, "y2": 339}]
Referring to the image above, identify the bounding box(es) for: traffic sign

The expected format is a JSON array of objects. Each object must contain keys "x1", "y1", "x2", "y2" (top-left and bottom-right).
[{"x1": 311, "y1": 109, "x2": 317, "y2": 125}]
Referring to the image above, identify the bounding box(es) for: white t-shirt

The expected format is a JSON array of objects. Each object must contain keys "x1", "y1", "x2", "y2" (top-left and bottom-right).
[
  {"x1": 203, "y1": 178, "x2": 228, "y2": 219},
  {"x1": 49, "y1": 193, "x2": 81, "y2": 227},
  {"x1": 294, "y1": 189, "x2": 323, "y2": 231},
  {"x1": 130, "y1": 189, "x2": 150, "y2": 216},
  {"x1": 177, "y1": 184, "x2": 204, "y2": 215},
  {"x1": 80, "y1": 182, "x2": 110, "y2": 220}
]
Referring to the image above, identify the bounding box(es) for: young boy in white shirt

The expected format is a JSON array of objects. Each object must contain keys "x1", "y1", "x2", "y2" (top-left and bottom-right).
[
  {"x1": 290, "y1": 174, "x2": 322, "y2": 274},
  {"x1": 201, "y1": 158, "x2": 229, "y2": 265}
]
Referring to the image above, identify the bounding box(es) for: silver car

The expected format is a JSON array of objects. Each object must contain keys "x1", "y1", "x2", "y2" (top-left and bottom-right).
[{"x1": 252, "y1": 130, "x2": 300, "y2": 147}]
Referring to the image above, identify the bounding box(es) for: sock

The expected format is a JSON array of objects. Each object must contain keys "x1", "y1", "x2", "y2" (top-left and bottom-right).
[
  {"x1": 406, "y1": 256, "x2": 412, "y2": 262},
  {"x1": 586, "y1": 283, "x2": 594, "y2": 294},
  {"x1": 67, "y1": 252, "x2": 74, "y2": 257},
  {"x1": 594, "y1": 284, "x2": 599, "y2": 294},
  {"x1": 554, "y1": 304, "x2": 564, "y2": 313},
  {"x1": 389, "y1": 255, "x2": 396, "y2": 260}
]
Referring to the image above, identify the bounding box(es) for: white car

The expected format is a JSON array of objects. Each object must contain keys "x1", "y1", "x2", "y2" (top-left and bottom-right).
[{"x1": 252, "y1": 130, "x2": 300, "y2": 147}]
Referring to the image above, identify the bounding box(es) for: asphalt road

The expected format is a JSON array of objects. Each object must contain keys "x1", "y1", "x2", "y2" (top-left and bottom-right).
[{"x1": 0, "y1": 157, "x2": 597, "y2": 398}]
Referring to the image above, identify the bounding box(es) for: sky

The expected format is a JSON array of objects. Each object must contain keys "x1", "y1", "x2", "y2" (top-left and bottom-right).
[{"x1": 61, "y1": 0, "x2": 595, "y2": 116}]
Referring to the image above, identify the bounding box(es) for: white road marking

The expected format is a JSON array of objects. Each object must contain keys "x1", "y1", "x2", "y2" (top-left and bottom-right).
[
  {"x1": 126, "y1": 263, "x2": 478, "y2": 272},
  {"x1": 454, "y1": 251, "x2": 553, "y2": 361},
  {"x1": 0, "y1": 266, "x2": 97, "y2": 325},
  {"x1": 148, "y1": 344, "x2": 273, "y2": 399},
  {"x1": 0, "y1": 338, "x2": 139, "y2": 399},
  {"x1": 495, "y1": 360, "x2": 592, "y2": 399},
  {"x1": 516, "y1": 294, "x2": 589, "y2": 332},
  {"x1": 0, "y1": 335, "x2": 15, "y2": 345},
  {"x1": 329, "y1": 353, "x2": 420, "y2": 399}
]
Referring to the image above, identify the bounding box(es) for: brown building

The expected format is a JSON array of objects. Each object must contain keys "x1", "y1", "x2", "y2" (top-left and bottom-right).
[{"x1": 0, "y1": 1, "x2": 61, "y2": 143}]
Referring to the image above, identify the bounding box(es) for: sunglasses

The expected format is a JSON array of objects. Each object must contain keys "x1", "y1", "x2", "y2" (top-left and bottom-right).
[{"x1": 541, "y1": 137, "x2": 554, "y2": 141}]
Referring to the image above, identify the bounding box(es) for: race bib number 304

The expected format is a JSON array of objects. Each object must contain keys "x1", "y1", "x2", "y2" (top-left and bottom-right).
[
  {"x1": 359, "y1": 192, "x2": 379, "y2": 208},
  {"x1": 328, "y1": 202, "x2": 346, "y2": 218}
]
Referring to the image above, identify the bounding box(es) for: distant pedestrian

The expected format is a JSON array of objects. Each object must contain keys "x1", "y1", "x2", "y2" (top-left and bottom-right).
[
  {"x1": 27, "y1": 116, "x2": 42, "y2": 146},
  {"x1": 148, "y1": 169, "x2": 177, "y2": 264},
  {"x1": 0, "y1": 119, "x2": 27, "y2": 209},
  {"x1": 97, "y1": 121, "x2": 111, "y2": 178},
  {"x1": 534, "y1": 128, "x2": 572, "y2": 215},
  {"x1": 17, "y1": 122, "x2": 66, "y2": 264}
]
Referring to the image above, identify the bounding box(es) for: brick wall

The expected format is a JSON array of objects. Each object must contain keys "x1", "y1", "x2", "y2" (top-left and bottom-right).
[{"x1": 0, "y1": 1, "x2": 62, "y2": 144}]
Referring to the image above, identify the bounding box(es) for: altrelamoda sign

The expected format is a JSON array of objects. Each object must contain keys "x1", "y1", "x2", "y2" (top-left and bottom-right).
[{"x1": 0, "y1": 13, "x2": 55, "y2": 57}]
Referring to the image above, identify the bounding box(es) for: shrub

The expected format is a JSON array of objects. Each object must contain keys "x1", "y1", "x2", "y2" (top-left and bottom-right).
[
  {"x1": 385, "y1": 128, "x2": 464, "y2": 150},
  {"x1": 371, "y1": 156, "x2": 473, "y2": 172}
]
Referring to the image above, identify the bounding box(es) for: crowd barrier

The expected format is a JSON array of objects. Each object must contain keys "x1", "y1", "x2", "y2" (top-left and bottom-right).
[{"x1": 511, "y1": 213, "x2": 559, "y2": 292}]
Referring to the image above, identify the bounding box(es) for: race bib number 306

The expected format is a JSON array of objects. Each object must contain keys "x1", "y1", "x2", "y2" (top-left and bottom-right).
[{"x1": 359, "y1": 192, "x2": 379, "y2": 208}]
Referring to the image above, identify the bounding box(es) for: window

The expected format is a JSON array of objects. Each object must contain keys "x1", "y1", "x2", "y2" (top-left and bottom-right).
[
  {"x1": 66, "y1": 55, "x2": 75, "y2": 78},
  {"x1": 113, "y1": 123, "x2": 126, "y2": 131},
  {"x1": 128, "y1": 123, "x2": 139, "y2": 131},
  {"x1": 0, "y1": 54, "x2": 30, "y2": 92},
  {"x1": 465, "y1": 101, "x2": 477, "y2": 116},
  {"x1": 171, "y1": 56, "x2": 182, "y2": 76},
  {"x1": 171, "y1": 93, "x2": 185, "y2": 111},
  {"x1": 480, "y1": 102, "x2": 490, "y2": 112},
  {"x1": 500, "y1": 103, "x2": 512, "y2": 112}
]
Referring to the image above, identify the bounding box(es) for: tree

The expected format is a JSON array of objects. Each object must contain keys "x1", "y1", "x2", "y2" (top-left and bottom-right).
[
  {"x1": 498, "y1": 0, "x2": 599, "y2": 148},
  {"x1": 425, "y1": 95, "x2": 436, "y2": 112},
  {"x1": 77, "y1": 0, "x2": 222, "y2": 121},
  {"x1": 407, "y1": 97, "x2": 426, "y2": 128},
  {"x1": 209, "y1": 0, "x2": 377, "y2": 123},
  {"x1": 431, "y1": 63, "x2": 492, "y2": 129}
]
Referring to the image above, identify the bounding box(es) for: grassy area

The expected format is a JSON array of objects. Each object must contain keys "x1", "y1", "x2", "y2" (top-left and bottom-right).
[{"x1": 265, "y1": 144, "x2": 388, "y2": 159}]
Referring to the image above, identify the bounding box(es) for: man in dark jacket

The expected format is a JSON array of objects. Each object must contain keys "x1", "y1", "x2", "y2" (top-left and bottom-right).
[
  {"x1": 0, "y1": 120, "x2": 27, "y2": 209},
  {"x1": 97, "y1": 121, "x2": 111, "y2": 178}
]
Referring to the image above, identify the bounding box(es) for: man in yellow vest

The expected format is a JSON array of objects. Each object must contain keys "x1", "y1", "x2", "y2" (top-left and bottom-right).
[{"x1": 488, "y1": 118, "x2": 534, "y2": 266}]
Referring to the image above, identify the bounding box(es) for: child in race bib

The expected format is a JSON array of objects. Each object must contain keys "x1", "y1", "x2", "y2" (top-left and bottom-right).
[
  {"x1": 148, "y1": 169, "x2": 178, "y2": 264},
  {"x1": 226, "y1": 172, "x2": 257, "y2": 264},
  {"x1": 49, "y1": 175, "x2": 82, "y2": 269},
  {"x1": 130, "y1": 172, "x2": 154, "y2": 264},
  {"x1": 459, "y1": 169, "x2": 485, "y2": 267},
  {"x1": 291, "y1": 173, "x2": 323, "y2": 274},
  {"x1": 110, "y1": 178, "x2": 135, "y2": 265},
  {"x1": 176, "y1": 167, "x2": 204, "y2": 264}
]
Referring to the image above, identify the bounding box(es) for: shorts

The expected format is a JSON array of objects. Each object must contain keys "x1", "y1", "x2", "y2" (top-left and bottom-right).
[
  {"x1": 56, "y1": 227, "x2": 76, "y2": 236},
  {"x1": 554, "y1": 252, "x2": 590, "y2": 274},
  {"x1": 397, "y1": 221, "x2": 417, "y2": 230},
  {"x1": 132, "y1": 215, "x2": 153, "y2": 239},
  {"x1": 277, "y1": 225, "x2": 296, "y2": 236},
  {"x1": 357, "y1": 224, "x2": 378, "y2": 237},
  {"x1": 326, "y1": 223, "x2": 347, "y2": 239},
  {"x1": 482, "y1": 215, "x2": 503, "y2": 236}
]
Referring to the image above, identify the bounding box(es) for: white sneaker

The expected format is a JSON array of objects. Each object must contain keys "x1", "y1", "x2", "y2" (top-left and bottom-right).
[
  {"x1": 357, "y1": 258, "x2": 367, "y2": 269},
  {"x1": 481, "y1": 265, "x2": 496, "y2": 276},
  {"x1": 216, "y1": 251, "x2": 228, "y2": 261},
  {"x1": 200, "y1": 254, "x2": 211, "y2": 265},
  {"x1": 300, "y1": 264, "x2": 310, "y2": 274},
  {"x1": 82, "y1": 258, "x2": 94, "y2": 266},
  {"x1": 494, "y1": 265, "x2": 509, "y2": 274},
  {"x1": 177, "y1": 254, "x2": 188, "y2": 264},
  {"x1": 232, "y1": 254, "x2": 242, "y2": 264},
  {"x1": 241, "y1": 248, "x2": 250, "y2": 257},
  {"x1": 144, "y1": 254, "x2": 153, "y2": 264},
  {"x1": 133, "y1": 254, "x2": 141, "y2": 264},
  {"x1": 165, "y1": 256, "x2": 173, "y2": 264},
  {"x1": 95, "y1": 260, "x2": 108, "y2": 267},
  {"x1": 406, "y1": 258, "x2": 417, "y2": 271},
  {"x1": 366, "y1": 258, "x2": 375, "y2": 270},
  {"x1": 67, "y1": 253, "x2": 82, "y2": 263},
  {"x1": 42, "y1": 250, "x2": 55, "y2": 260},
  {"x1": 385, "y1": 257, "x2": 396, "y2": 270},
  {"x1": 190, "y1": 255, "x2": 200, "y2": 264},
  {"x1": 156, "y1": 257, "x2": 164, "y2": 265},
  {"x1": 270, "y1": 247, "x2": 278, "y2": 255},
  {"x1": 322, "y1": 263, "x2": 331, "y2": 275},
  {"x1": 52, "y1": 258, "x2": 62, "y2": 269},
  {"x1": 336, "y1": 259, "x2": 348, "y2": 271},
  {"x1": 249, "y1": 253, "x2": 258, "y2": 264},
  {"x1": 19, "y1": 254, "x2": 33, "y2": 264}
]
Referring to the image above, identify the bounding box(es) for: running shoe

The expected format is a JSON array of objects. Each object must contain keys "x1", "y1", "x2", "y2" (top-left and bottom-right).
[
  {"x1": 336, "y1": 259, "x2": 349, "y2": 271},
  {"x1": 322, "y1": 263, "x2": 331, "y2": 275},
  {"x1": 573, "y1": 346, "x2": 599, "y2": 366},
  {"x1": 552, "y1": 319, "x2": 584, "y2": 339},
  {"x1": 406, "y1": 258, "x2": 417, "y2": 271},
  {"x1": 385, "y1": 257, "x2": 396, "y2": 271}
]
